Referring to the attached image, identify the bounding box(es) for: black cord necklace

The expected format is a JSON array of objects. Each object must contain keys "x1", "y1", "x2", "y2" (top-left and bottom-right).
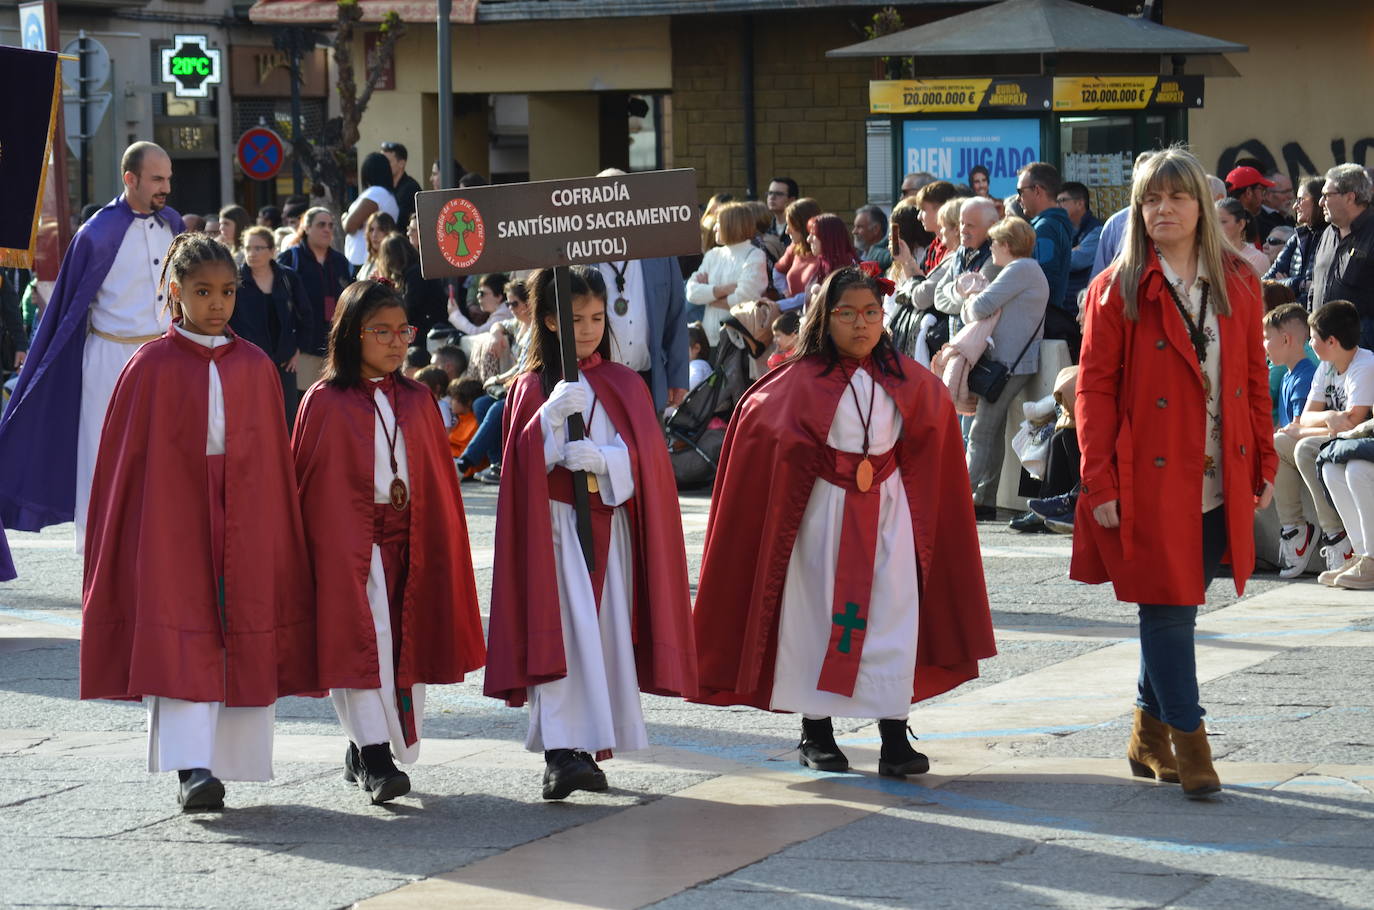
[
  {"x1": 1162, "y1": 276, "x2": 1210, "y2": 368},
  {"x1": 608, "y1": 262, "x2": 630, "y2": 317}
]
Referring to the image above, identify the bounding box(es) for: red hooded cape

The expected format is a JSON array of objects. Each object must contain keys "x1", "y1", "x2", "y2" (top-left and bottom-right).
[
  {"x1": 693, "y1": 352, "x2": 996, "y2": 710},
  {"x1": 80, "y1": 327, "x2": 316, "y2": 706},
  {"x1": 484, "y1": 358, "x2": 697, "y2": 707},
  {"x1": 293, "y1": 376, "x2": 485, "y2": 690}
]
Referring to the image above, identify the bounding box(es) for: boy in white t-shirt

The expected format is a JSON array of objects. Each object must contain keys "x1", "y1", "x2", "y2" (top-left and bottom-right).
[{"x1": 1273, "y1": 300, "x2": 1374, "y2": 579}]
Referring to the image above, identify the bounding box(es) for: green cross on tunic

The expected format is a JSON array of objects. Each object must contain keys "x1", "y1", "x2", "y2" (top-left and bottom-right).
[
  {"x1": 832, "y1": 601, "x2": 866, "y2": 654},
  {"x1": 444, "y1": 211, "x2": 477, "y2": 257}
]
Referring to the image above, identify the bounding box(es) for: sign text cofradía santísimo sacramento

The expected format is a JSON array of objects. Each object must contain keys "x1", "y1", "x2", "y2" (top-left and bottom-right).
[{"x1": 415, "y1": 169, "x2": 700, "y2": 278}]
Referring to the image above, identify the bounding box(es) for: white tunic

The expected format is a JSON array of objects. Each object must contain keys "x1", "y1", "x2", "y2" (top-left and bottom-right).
[
  {"x1": 146, "y1": 326, "x2": 275, "y2": 781},
  {"x1": 330, "y1": 380, "x2": 426, "y2": 764},
  {"x1": 525, "y1": 377, "x2": 645, "y2": 755},
  {"x1": 770, "y1": 367, "x2": 921, "y2": 720},
  {"x1": 76, "y1": 213, "x2": 174, "y2": 550}
]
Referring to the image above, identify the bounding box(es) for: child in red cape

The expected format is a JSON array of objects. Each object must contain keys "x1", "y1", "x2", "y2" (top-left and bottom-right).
[
  {"x1": 693, "y1": 263, "x2": 996, "y2": 777},
  {"x1": 293, "y1": 280, "x2": 485, "y2": 805},
  {"x1": 81, "y1": 233, "x2": 316, "y2": 812},
  {"x1": 485, "y1": 266, "x2": 696, "y2": 801}
]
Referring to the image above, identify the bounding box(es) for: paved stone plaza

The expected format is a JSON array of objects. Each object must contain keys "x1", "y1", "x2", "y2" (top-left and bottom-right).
[{"x1": 2, "y1": 486, "x2": 1373, "y2": 909}]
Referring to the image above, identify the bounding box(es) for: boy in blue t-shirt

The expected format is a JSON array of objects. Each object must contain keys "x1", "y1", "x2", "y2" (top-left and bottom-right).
[{"x1": 1264, "y1": 304, "x2": 1318, "y2": 427}]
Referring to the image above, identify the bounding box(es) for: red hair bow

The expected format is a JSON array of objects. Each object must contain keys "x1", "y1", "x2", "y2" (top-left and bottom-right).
[
  {"x1": 859, "y1": 260, "x2": 896, "y2": 297},
  {"x1": 373, "y1": 276, "x2": 395, "y2": 289}
]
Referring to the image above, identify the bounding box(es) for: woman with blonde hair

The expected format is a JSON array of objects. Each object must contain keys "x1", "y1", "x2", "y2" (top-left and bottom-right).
[
  {"x1": 356, "y1": 211, "x2": 397, "y2": 281},
  {"x1": 685, "y1": 201, "x2": 768, "y2": 344},
  {"x1": 1073, "y1": 146, "x2": 1275, "y2": 800}
]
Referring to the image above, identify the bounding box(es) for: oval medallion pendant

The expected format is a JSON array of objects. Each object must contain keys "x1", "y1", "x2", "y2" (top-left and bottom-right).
[
  {"x1": 614, "y1": 296, "x2": 629, "y2": 316},
  {"x1": 389, "y1": 477, "x2": 409, "y2": 511},
  {"x1": 855, "y1": 457, "x2": 874, "y2": 493}
]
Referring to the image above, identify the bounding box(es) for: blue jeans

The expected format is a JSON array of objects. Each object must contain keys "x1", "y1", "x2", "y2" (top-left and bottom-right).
[
  {"x1": 460, "y1": 395, "x2": 505, "y2": 468},
  {"x1": 1362, "y1": 316, "x2": 1374, "y2": 353},
  {"x1": 1136, "y1": 506, "x2": 1229, "y2": 733}
]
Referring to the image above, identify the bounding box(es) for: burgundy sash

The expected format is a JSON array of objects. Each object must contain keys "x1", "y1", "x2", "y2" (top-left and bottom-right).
[
  {"x1": 814, "y1": 445, "x2": 900, "y2": 697},
  {"x1": 372, "y1": 502, "x2": 418, "y2": 746},
  {"x1": 547, "y1": 466, "x2": 616, "y2": 612}
]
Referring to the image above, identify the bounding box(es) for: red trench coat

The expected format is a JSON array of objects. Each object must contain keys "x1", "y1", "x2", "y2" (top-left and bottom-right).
[{"x1": 1071, "y1": 250, "x2": 1277, "y2": 606}]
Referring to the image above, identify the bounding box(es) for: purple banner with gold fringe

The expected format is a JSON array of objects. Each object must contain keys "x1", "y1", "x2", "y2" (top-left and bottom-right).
[{"x1": 0, "y1": 45, "x2": 61, "y2": 269}]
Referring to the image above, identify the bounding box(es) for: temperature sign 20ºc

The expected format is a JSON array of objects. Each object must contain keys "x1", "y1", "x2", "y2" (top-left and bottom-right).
[{"x1": 236, "y1": 127, "x2": 285, "y2": 182}]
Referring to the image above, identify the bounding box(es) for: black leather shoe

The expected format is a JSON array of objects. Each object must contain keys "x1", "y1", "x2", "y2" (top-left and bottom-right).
[
  {"x1": 357, "y1": 743, "x2": 411, "y2": 804},
  {"x1": 798, "y1": 717, "x2": 850, "y2": 772},
  {"x1": 1009, "y1": 510, "x2": 1048, "y2": 533},
  {"x1": 877, "y1": 719, "x2": 930, "y2": 777},
  {"x1": 973, "y1": 505, "x2": 998, "y2": 521},
  {"x1": 542, "y1": 749, "x2": 603, "y2": 800},
  {"x1": 177, "y1": 768, "x2": 225, "y2": 812},
  {"x1": 343, "y1": 742, "x2": 361, "y2": 783}
]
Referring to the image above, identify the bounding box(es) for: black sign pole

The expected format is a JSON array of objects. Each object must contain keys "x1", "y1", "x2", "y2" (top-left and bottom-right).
[{"x1": 553, "y1": 262, "x2": 595, "y2": 572}]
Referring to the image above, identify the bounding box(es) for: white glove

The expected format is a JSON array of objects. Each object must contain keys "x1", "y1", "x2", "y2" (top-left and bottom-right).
[
  {"x1": 561, "y1": 439, "x2": 607, "y2": 475},
  {"x1": 543, "y1": 380, "x2": 588, "y2": 425}
]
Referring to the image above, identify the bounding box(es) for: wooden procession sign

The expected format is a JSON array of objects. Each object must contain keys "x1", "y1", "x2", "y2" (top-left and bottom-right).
[{"x1": 414, "y1": 169, "x2": 701, "y2": 570}]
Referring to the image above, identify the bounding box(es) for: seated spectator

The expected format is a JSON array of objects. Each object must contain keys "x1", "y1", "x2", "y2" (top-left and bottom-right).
[
  {"x1": 1265, "y1": 302, "x2": 1319, "y2": 436},
  {"x1": 933, "y1": 196, "x2": 1004, "y2": 331},
  {"x1": 1262, "y1": 283, "x2": 1311, "y2": 425},
  {"x1": 772, "y1": 197, "x2": 823, "y2": 310},
  {"x1": 1310, "y1": 164, "x2": 1374, "y2": 350},
  {"x1": 447, "y1": 378, "x2": 486, "y2": 467},
  {"x1": 1263, "y1": 225, "x2": 1296, "y2": 266},
  {"x1": 1273, "y1": 301, "x2": 1374, "y2": 580},
  {"x1": 449, "y1": 272, "x2": 511, "y2": 336},
  {"x1": 686, "y1": 322, "x2": 712, "y2": 390},
  {"x1": 415, "y1": 365, "x2": 448, "y2": 405},
  {"x1": 957, "y1": 216, "x2": 1050, "y2": 519},
  {"x1": 747, "y1": 200, "x2": 784, "y2": 298},
  {"x1": 892, "y1": 196, "x2": 972, "y2": 365},
  {"x1": 886, "y1": 197, "x2": 932, "y2": 285},
  {"x1": 433, "y1": 343, "x2": 469, "y2": 382},
  {"x1": 404, "y1": 345, "x2": 431, "y2": 379},
  {"x1": 454, "y1": 279, "x2": 535, "y2": 486},
  {"x1": 1217, "y1": 198, "x2": 1269, "y2": 277},
  {"x1": 852, "y1": 204, "x2": 892, "y2": 270},
  {"x1": 686, "y1": 201, "x2": 769, "y2": 344},
  {"x1": 913, "y1": 181, "x2": 960, "y2": 275},
  {"x1": 1017, "y1": 366, "x2": 1081, "y2": 534},
  {"x1": 1318, "y1": 415, "x2": 1374, "y2": 589},
  {"x1": 356, "y1": 211, "x2": 397, "y2": 281},
  {"x1": 767, "y1": 310, "x2": 800, "y2": 370},
  {"x1": 1265, "y1": 177, "x2": 1327, "y2": 309}
]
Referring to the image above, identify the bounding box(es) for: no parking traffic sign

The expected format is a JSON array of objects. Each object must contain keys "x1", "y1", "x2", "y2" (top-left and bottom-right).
[{"x1": 236, "y1": 127, "x2": 284, "y2": 181}]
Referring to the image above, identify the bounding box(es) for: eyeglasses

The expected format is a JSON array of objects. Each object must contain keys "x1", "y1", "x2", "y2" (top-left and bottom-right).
[
  {"x1": 361, "y1": 325, "x2": 418, "y2": 345},
  {"x1": 245, "y1": 244, "x2": 272, "y2": 253},
  {"x1": 1321, "y1": 190, "x2": 1349, "y2": 199},
  {"x1": 832, "y1": 306, "x2": 884, "y2": 325},
  {"x1": 1016, "y1": 184, "x2": 1040, "y2": 197},
  {"x1": 765, "y1": 190, "x2": 788, "y2": 197}
]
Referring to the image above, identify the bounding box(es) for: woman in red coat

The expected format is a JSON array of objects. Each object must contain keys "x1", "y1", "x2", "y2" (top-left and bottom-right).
[{"x1": 1072, "y1": 148, "x2": 1276, "y2": 800}]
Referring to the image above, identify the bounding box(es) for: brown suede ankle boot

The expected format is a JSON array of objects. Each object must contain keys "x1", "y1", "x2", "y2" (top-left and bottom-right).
[
  {"x1": 1126, "y1": 707, "x2": 1179, "y2": 783},
  {"x1": 1169, "y1": 721, "x2": 1221, "y2": 799}
]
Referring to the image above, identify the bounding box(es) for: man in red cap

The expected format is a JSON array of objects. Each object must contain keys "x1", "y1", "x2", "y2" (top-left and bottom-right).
[{"x1": 1226, "y1": 165, "x2": 1275, "y2": 251}]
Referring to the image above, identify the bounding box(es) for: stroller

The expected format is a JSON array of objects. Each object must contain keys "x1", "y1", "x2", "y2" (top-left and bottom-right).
[{"x1": 665, "y1": 314, "x2": 768, "y2": 489}]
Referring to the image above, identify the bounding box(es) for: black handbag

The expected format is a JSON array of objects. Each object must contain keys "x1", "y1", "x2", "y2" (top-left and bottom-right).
[{"x1": 966, "y1": 312, "x2": 1046, "y2": 404}]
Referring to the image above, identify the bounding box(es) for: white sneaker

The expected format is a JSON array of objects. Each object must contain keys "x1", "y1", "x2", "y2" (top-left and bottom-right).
[
  {"x1": 1277, "y1": 522, "x2": 1317, "y2": 578},
  {"x1": 1320, "y1": 530, "x2": 1355, "y2": 576},
  {"x1": 1318, "y1": 553, "x2": 1358, "y2": 586}
]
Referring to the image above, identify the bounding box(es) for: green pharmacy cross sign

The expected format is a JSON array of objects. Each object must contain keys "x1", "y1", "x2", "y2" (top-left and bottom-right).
[{"x1": 159, "y1": 34, "x2": 222, "y2": 99}]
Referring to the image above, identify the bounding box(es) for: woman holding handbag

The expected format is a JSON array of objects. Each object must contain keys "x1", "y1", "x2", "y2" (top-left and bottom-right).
[
  {"x1": 1073, "y1": 147, "x2": 1275, "y2": 800},
  {"x1": 958, "y1": 216, "x2": 1049, "y2": 520}
]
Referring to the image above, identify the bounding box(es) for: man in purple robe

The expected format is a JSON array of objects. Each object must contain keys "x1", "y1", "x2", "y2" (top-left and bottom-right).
[{"x1": 0, "y1": 142, "x2": 184, "y2": 552}]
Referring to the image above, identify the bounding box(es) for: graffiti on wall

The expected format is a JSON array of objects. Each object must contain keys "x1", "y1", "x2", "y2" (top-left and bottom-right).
[{"x1": 1218, "y1": 137, "x2": 1374, "y2": 182}]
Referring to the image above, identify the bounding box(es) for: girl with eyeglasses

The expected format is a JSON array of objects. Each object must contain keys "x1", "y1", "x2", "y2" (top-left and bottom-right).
[
  {"x1": 694, "y1": 263, "x2": 995, "y2": 779},
  {"x1": 81, "y1": 233, "x2": 316, "y2": 812},
  {"x1": 292, "y1": 279, "x2": 486, "y2": 806}
]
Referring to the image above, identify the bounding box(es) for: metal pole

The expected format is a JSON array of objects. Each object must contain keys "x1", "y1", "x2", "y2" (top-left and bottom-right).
[
  {"x1": 437, "y1": 0, "x2": 453, "y2": 190},
  {"x1": 553, "y1": 263, "x2": 595, "y2": 571},
  {"x1": 78, "y1": 30, "x2": 90, "y2": 210},
  {"x1": 741, "y1": 16, "x2": 757, "y2": 200},
  {"x1": 289, "y1": 30, "x2": 304, "y2": 195}
]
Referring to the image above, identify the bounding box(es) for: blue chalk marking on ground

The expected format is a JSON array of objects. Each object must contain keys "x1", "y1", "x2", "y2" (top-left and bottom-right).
[{"x1": 0, "y1": 605, "x2": 82, "y2": 628}]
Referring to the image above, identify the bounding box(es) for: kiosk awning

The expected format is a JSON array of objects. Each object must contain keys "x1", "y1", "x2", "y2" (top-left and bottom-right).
[
  {"x1": 826, "y1": 0, "x2": 1247, "y2": 59},
  {"x1": 247, "y1": 0, "x2": 478, "y2": 24}
]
